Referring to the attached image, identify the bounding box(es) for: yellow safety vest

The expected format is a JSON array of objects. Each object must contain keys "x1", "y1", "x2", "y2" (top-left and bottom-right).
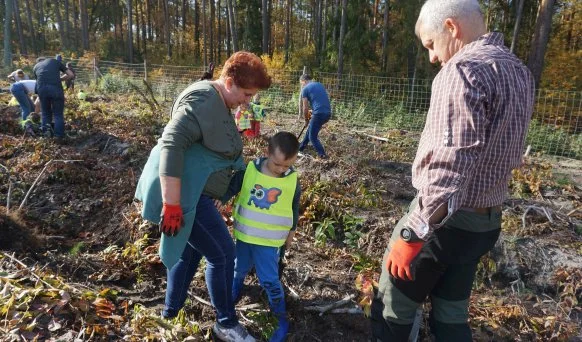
[
  {"x1": 77, "y1": 91, "x2": 87, "y2": 100},
  {"x1": 233, "y1": 160, "x2": 297, "y2": 247},
  {"x1": 236, "y1": 109, "x2": 253, "y2": 130},
  {"x1": 236, "y1": 103, "x2": 266, "y2": 130}
]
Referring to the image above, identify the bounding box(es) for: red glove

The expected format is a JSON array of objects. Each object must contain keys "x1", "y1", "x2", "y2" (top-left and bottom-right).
[
  {"x1": 159, "y1": 203, "x2": 184, "y2": 236},
  {"x1": 386, "y1": 238, "x2": 424, "y2": 281}
]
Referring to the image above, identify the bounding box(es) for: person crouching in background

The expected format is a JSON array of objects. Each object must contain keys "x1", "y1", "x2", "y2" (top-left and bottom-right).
[{"x1": 235, "y1": 94, "x2": 266, "y2": 138}]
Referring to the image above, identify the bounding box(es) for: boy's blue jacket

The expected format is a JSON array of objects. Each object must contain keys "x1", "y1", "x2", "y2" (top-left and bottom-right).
[{"x1": 135, "y1": 143, "x2": 245, "y2": 268}]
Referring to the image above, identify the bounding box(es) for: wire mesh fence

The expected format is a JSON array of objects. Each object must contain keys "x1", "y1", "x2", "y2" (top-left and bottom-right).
[{"x1": 3, "y1": 54, "x2": 581, "y2": 159}]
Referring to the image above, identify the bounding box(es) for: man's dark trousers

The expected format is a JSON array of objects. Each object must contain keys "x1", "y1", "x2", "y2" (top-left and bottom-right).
[
  {"x1": 370, "y1": 198, "x2": 501, "y2": 341},
  {"x1": 38, "y1": 84, "x2": 65, "y2": 138}
]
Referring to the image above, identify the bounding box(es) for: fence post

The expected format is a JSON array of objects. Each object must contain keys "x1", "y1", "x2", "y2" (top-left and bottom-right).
[
  {"x1": 144, "y1": 59, "x2": 148, "y2": 81},
  {"x1": 298, "y1": 66, "x2": 307, "y2": 118},
  {"x1": 93, "y1": 57, "x2": 97, "y2": 83}
]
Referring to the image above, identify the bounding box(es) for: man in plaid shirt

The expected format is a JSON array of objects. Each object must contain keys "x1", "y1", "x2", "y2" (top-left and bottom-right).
[{"x1": 370, "y1": 0, "x2": 535, "y2": 341}]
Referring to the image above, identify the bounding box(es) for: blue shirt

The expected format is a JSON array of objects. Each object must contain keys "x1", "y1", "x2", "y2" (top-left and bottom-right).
[{"x1": 301, "y1": 81, "x2": 331, "y2": 115}]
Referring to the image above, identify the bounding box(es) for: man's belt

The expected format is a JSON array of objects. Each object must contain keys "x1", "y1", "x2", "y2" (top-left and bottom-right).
[{"x1": 460, "y1": 206, "x2": 502, "y2": 214}]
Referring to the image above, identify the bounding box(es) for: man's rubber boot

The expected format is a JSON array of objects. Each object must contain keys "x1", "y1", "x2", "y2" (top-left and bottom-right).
[
  {"x1": 269, "y1": 299, "x2": 289, "y2": 342},
  {"x1": 232, "y1": 278, "x2": 245, "y2": 305}
]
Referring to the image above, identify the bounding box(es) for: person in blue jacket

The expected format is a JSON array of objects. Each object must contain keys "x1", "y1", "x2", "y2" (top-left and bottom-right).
[
  {"x1": 135, "y1": 51, "x2": 271, "y2": 342},
  {"x1": 32, "y1": 57, "x2": 74, "y2": 140},
  {"x1": 298, "y1": 74, "x2": 332, "y2": 159}
]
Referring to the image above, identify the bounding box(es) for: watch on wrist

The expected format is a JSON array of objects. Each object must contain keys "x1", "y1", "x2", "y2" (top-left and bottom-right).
[{"x1": 400, "y1": 226, "x2": 420, "y2": 242}]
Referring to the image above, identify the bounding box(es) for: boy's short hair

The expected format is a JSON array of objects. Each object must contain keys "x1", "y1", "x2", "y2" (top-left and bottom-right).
[{"x1": 268, "y1": 132, "x2": 299, "y2": 160}]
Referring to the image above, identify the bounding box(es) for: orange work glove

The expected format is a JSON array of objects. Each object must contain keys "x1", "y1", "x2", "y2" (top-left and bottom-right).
[
  {"x1": 159, "y1": 203, "x2": 184, "y2": 236},
  {"x1": 385, "y1": 238, "x2": 424, "y2": 281}
]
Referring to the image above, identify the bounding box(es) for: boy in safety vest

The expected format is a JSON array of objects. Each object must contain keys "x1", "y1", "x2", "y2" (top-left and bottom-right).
[{"x1": 221, "y1": 131, "x2": 301, "y2": 342}]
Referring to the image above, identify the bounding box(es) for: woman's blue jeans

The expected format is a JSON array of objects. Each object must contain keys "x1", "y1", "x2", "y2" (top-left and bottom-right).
[
  {"x1": 300, "y1": 112, "x2": 330, "y2": 157},
  {"x1": 163, "y1": 195, "x2": 238, "y2": 328},
  {"x1": 10, "y1": 83, "x2": 33, "y2": 121}
]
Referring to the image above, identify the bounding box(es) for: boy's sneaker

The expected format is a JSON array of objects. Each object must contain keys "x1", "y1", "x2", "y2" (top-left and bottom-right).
[{"x1": 212, "y1": 323, "x2": 255, "y2": 342}]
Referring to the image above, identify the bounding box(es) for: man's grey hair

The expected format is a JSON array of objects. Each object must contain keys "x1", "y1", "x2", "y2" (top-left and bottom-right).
[{"x1": 416, "y1": 0, "x2": 483, "y2": 35}]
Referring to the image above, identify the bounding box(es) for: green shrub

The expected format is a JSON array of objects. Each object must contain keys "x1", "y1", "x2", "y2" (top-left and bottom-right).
[
  {"x1": 570, "y1": 134, "x2": 582, "y2": 159},
  {"x1": 98, "y1": 73, "x2": 134, "y2": 93},
  {"x1": 314, "y1": 218, "x2": 337, "y2": 247},
  {"x1": 526, "y1": 120, "x2": 580, "y2": 158}
]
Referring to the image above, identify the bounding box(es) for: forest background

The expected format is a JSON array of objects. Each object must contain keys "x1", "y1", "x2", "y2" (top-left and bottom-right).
[
  {"x1": 0, "y1": 0, "x2": 580, "y2": 91},
  {"x1": 0, "y1": 1, "x2": 581, "y2": 340}
]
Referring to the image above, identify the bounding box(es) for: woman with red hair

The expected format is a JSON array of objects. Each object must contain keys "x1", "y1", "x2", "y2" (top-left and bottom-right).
[{"x1": 136, "y1": 52, "x2": 271, "y2": 342}]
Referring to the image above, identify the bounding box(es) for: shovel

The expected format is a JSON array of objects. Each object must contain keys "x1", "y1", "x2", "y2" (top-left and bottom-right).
[{"x1": 297, "y1": 122, "x2": 308, "y2": 140}]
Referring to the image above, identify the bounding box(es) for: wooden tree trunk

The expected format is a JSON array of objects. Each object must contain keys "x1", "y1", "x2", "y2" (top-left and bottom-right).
[
  {"x1": 140, "y1": 0, "x2": 147, "y2": 56},
  {"x1": 127, "y1": 0, "x2": 133, "y2": 62},
  {"x1": 147, "y1": 0, "x2": 153, "y2": 40},
  {"x1": 225, "y1": 0, "x2": 232, "y2": 56},
  {"x1": 4, "y1": 0, "x2": 13, "y2": 67},
  {"x1": 24, "y1": 0, "x2": 37, "y2": 54},
  {"x1": 53, "y1": 1, "x2": 66, "y2": 52},
  {"x1": 226, "y1": 0, "x2": 238, "y2": 51},
  {"x1": 210, "y1": 0, "x2": 215, "y2": 62},
  {"x1": 182, "y1": 0, "x2": 188, "y2": 31},
  {"x1": 194, "y1": 0, "x2": 201, "y2": 62},
  {"x1": 319, "y1": 0, "x2": 327, "y2": 67},
  {"x1": 310, "y1": 1, "x2": 315, "y2": 49},
  {"x1": 80, "y1": 0, "x2": 89, "y2": 49},
  {"x1": 72, "y1": 0, "x2": 79, "y2": 50},
  {"x1": 373, "y1": 0, "x2": 379, "y2": 25},
  {"x1": 337, "y1": 0, "x2": 347, "y2": 78},
  {"x1": 157, "y1": 0, "x2": 163, "y2": 42},
  {"x1": 135, "y1": 0, "x2": 140, "y2": 53},
  {"x1": 13, "y1": 0, "x2": 27, "y2": 55},
  {"x1": 64, "y1": 0, "x2": 70, "y2": 48},
  {"x1": 527, "y1": 0, "x2": 556, "y2": 88},
  {"x1": 485, "y1": 0, "x2": 491, "y2": 30},
  {"x1": 315, "y1": 0, "x2": 322, "y2": 61},
  {"x1": 332, "y1": 0, "x2": 339, "y2": 45},
  {"x1": 118, "y1": 3, "x2": 124, "y2": 47},
  {"x1": 381, "y1": 0, "x2": 389, "y2": 72},
  {"x1": 180, "y1": 0, "x2": 186, "y2": 57},
  {"x1": 175, "y1": 0, "x2": 180, "y2": 31},
  {"x1": 284, "y1": 0, "x2": 292, "y2": 63},
  {"x1": 510, "y1": 0, "x2": 525, "y2": 54},
  {"x1": 36, "y1": 0, "x2": 46, "y2": 51},
  {"x1": 202, "y1": 0, "x2": 208, "y2": 65},
  {"x1": 262, "y1": 0, "x2": 269, "y2": 54},
  {"x1": 163, "y1": 0, "x2": 172, "y2": 57},
  {"x1": 217, "y1": 0, "x2": 222, "y2": 62},
  {"x1": 267, "y1": 0, "x2": 278, "y2": 58}
]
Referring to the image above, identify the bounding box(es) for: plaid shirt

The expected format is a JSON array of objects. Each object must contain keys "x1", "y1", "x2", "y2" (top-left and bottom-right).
[{"x1": 407, "y1": 32, "x2": 535, "y2": 240}]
